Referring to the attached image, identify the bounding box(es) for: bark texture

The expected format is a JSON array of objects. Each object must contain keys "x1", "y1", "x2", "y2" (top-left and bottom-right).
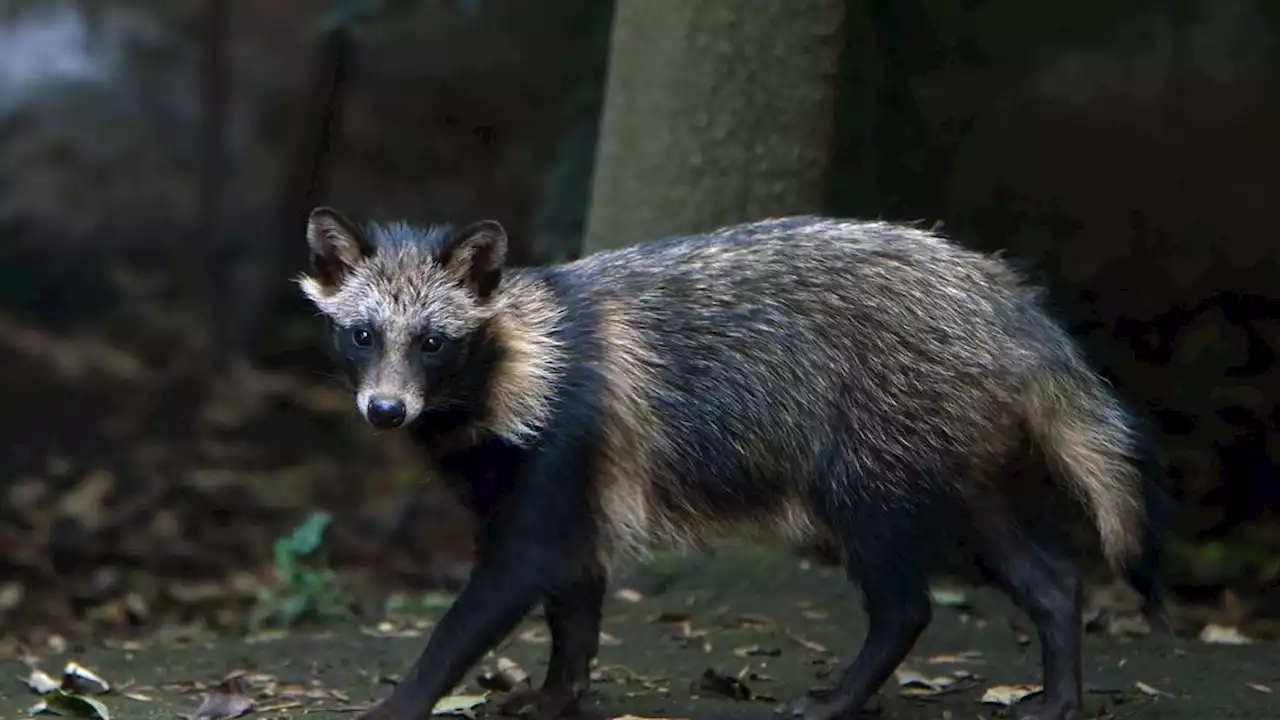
[{"x1": 584, "y1": 0, "x2": 847, "y2": 253}]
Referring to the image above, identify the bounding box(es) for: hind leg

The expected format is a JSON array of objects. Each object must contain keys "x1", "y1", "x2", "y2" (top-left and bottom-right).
[
  {"x1": 777, "y1": 528, "x2": 933, "y2": 720},
  {"x1": 499, "y1": 571, "x2": 606, "y2": 719},
  {"x1": 977, "y1": 524, "x2": 1084, "y2": 720}
]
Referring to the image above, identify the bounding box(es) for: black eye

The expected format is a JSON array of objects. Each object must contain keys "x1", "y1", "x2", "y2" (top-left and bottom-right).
[
  {"x1": 421, "y1": 334, "x2": 444, "y2": 354},
  {"x1": 351, "y1": 328, "x2": 373, "y2": 348}
]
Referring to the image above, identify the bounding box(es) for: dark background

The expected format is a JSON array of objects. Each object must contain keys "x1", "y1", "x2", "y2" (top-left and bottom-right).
[{"x1": 0, "y1": 0, "x2": 1276, "y2": 643}]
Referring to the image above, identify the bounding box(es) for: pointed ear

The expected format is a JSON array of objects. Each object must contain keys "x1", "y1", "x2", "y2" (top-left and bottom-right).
[
  {"x1": 439, "y1": 219, "x2": 508, "y2": 298},
  {"x1": 303, "y1": 206, "x2": 373, "y2": 295}
]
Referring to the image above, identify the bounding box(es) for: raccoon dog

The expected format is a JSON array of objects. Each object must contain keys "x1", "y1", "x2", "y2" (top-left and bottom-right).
[{"x1": 298, "y1": 207, "x2": 1167, "y2": 720}]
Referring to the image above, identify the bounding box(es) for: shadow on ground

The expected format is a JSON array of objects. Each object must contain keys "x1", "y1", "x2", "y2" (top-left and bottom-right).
[{"x1": 4, "y1": 545, "x2": 1278, "y2": 719}]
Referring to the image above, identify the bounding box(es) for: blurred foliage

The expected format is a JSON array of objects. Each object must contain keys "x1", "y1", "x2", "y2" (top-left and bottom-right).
[
  {"x1": 250, "y1": 512, "x2": 351, "y2": 632},
  {"x1": 317, "y1": 0, "x2": 382, "y2": 33}
]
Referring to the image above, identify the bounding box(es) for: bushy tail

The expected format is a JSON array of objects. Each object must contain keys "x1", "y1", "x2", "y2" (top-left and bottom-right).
[
  {"x1": 1124, "y1": 443, "x2": 1174, "y2": 631},
  {"x1": 1023, "y1": 368, "x2": 1147, "y2": 571}
]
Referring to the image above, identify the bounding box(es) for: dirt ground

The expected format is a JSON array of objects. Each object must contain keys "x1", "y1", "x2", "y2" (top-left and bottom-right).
[{"x1": 4, "y1": 545, "x2": 1277, "y2": 720}]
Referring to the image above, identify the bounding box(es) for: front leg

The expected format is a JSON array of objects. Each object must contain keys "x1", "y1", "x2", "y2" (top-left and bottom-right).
[
  {"x1": 360, "y1": 427, "x2": 603, "y2": 720},
  {"x1": 358, "y1": 541, "x2": 551, "y2": 720},
  {"x1": 500, "y1": 570, "x2": 607, "y2": 719}
]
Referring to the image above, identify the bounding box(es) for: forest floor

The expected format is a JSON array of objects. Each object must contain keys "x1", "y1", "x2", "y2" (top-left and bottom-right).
[{"x1": 4, "y1": 544, "x2": 1278, "y2": 720}]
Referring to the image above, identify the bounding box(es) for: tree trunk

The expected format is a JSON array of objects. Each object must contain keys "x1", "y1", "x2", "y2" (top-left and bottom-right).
[
  {"x1": 221, "y1": 21, "x2": 355, "y2": 366},
  {"x1": 583, "y1": 0, "x2": 847, "y2": 253}
]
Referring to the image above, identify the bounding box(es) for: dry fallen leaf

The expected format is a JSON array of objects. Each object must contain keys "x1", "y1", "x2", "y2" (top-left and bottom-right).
[
  {"x1": 46, "y1": 635, "x2": 68, "y2": 654},
  {"x1": 62, "y1": 662, "x2": 111, "y2": 695},
  {"x1": 1105, "y1": 615, "x2": 1153, "y2": 638},
  {"x1": 697, "y1": 668, "x2": 752, "y2": 701},
  {"x1": 600, "y1": 631, "x2": 623, "y2": 646},
  {"x1": 191, "y1": 690, "x2": 255, "y2": 718},
  {"x1": 1134, "y1": 681, "x2": 1173, "y2": 698},
  {"x1": 255, "y1": 701, "x2": 304, "y2": 713},
  {"x1": 614, "y1": 588, "x2": 645, "y2": 603},
  {"x1": 732, "y1": 645, "x2": 781, "y2": 658},
  {"x1": 24, "y1": 660, "x2": 120, "y2": 720},
  {"x1": 1198, "y1": 624, "x2": 1254, "y2": 645},
  {"x1": 25, "y1": 668, "x2": 61, "y2": 694},
  {"x1": 1083, "y1": 580, "x2": 1151, "y2": 637},
  {"x1": 784, "y1": 631, "x2": 828, "y2": 655},
  {"x1": 362, "y1": 621, "x2": 425, "y2": 639},
  {"x1": 594, "y1": 664, "x2": 667, "y2": 690},
  {"x1": 722, "y1": 614, "x2": 776, "y2": 630},
  {"x1": 0, "y1": 581, "x2": 25, "y2": 611},
  {"x1": 894, "y1": 667, "x2": 960, "y2": 697},
  {"x1": 924, "y1": 650, "x2": 984, "y2": 664},
  {"x1": 647, "y1": 611, "x2": 712, "y2": 642},
  {"x1": 190, "y1": 675, "x2": 257, "y2": 719},
  {"x1": 431, "y1": 693, "x2": 488, "y2": 717},
  {"x1": 979, "y1": 684, "x2": 1042, "y2": 706},
  {"x1": 477, "y1": 658, "x2": 529, "y2": 693},
  {"x1": 57, "y1": 470, "x2": 116, "y2": 531},
  {"x1": 1247, "y1": 683, "x2": 1272, "y2": 694},
  {"x1": 518, "y1": 627, "x2": 550, "y2": 644}
]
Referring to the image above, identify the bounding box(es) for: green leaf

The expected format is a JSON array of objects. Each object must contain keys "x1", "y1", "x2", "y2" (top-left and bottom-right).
[
  {"x1": 431, "y1": 694, "x2": 488, "y2": 716},
  {"x1": 272, "y1": 541, "x2": 298, "y2": 583},
  {"x1": 928, "y1": 587, "x2": 970, "y2": 608},
  {"x1": 384, "y1": 593, "x2": 410, "y2": 614},
  {"x1": 280, "y1": 594, "x2": 310, "y2": 626},
  {"x1": 30, "y1": 690, "x2": 111, "y2": 719},
  {"x1": 285, "y1": 512, "x2": 332, "y2": 556},
  {"x1": 251, "y1": 511, "x2": 353, "y2": 631},
  {"x1": 420, "y1": 591, "x2": 459, "y2": 610}
]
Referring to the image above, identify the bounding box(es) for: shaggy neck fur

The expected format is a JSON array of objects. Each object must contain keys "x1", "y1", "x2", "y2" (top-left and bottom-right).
[{"x1": 432, "y1": 271, "x2": 569, "y2": 453}]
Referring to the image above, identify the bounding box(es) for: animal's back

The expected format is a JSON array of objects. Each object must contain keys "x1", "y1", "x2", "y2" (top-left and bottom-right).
[{"x1": 556, "y1": 216, "x2": 1093, "y2": 559}]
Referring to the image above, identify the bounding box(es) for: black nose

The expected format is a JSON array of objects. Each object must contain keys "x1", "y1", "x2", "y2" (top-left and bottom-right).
[{"x1": 366, "y1": 397, "x2": 407, "y2": 428}]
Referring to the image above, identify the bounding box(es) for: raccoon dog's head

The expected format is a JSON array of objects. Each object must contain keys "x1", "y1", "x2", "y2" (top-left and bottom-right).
[{"x1": 297, "y1": 206, "x2": 508, "y2": 430}]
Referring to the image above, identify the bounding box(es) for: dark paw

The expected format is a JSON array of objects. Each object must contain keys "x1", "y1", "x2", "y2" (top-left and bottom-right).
[
  {"x1": 497, "y1": 687, "x2": 582, "y2": 720},
  {"x1": 774, "y1": 695, "x2": 850, "y2": 720},
  {"x1": 1013, "y1": 696, "x2": 1082, "y2": 720}
]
